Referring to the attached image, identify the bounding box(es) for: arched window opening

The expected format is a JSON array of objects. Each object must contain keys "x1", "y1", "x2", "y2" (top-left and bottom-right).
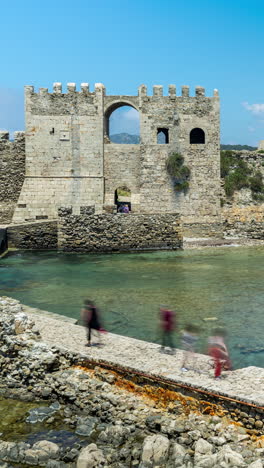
[
  {"x1": 157, "y1": 128, "x2": 169, "y2": 144},
  {"x1": 190, "y1": 128, "x2": 205, "y2": 144},
  {"x1": 115, "y1": 186, "x2": 131, "y2": 212},
  {"x1": 105, "y1": 104, "x2": 140, "y2": 144}
]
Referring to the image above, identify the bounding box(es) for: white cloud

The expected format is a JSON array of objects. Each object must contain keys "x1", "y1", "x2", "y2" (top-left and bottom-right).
[{"x1": 242, "y1": 101, "x2": 264, "y2": 115}]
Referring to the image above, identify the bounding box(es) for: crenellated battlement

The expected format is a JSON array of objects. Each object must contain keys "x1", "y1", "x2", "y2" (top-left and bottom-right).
[
  {"x1": 25, "y1": 83, "x2": 219, "y2": 98},
  {"x1": 25, "y1": 82, "x2": 106, "y2": 96},
  {"x1": 0, "y1": 131, "x2": 25, "y2": 142}
]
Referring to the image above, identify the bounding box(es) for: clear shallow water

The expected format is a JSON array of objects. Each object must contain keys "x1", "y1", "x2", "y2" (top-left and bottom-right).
[{"x1": 0, "y1": 247, "x2": 264, "y2": 369}]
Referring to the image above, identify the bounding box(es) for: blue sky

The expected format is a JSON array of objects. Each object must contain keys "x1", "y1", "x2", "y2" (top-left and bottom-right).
[{"x1": 0, "y1": 0, "x2": 263, "y2": 145}]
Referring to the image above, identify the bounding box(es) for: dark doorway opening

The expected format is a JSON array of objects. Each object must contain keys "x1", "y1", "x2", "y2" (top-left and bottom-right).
[
  {"x1": 115, "y1": 187, "x2": 132, "y2": 212},
  {"x1": 190, "y1": 128, "x2": 205, "y2": 144}
]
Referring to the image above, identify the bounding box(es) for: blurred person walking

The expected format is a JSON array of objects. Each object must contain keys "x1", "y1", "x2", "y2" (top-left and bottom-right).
[
  {"x1": 208, "y1": 328, "x2": 232, "y2": 378},
  {"x1": 81, "y1": 299, "x2": 102, "y2": 347},
  {"x1": 159, "y1": 305, "x2": 176, "y2": 354},
  {"x1": 180, "y1": 324, "x2": 199, "y2": 372}
]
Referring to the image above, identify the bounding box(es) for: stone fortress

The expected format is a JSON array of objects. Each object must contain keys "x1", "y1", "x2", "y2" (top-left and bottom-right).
[
  {"x1": 14, "y1": 82, "x2": 220, "y2": 224},
  {"x1": 0, "y1": 82, "x2": 263, "y2": 252}
]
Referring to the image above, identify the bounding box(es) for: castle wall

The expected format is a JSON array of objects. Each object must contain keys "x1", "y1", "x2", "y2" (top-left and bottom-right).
[
  {"x1": 104, "y1": 144, "x2": 141, "y2": 209},
  {"x1": 7, "y1": 220, "x2": 58, "y2": 250},
  {"x1": 104, "y1": 85, "x2": 220, "y2": 220},
  {"x1": 0, "y1": 132, "x2": 25, "y2": 224},
  {"x1": 11, "y1": 82, "x2": 221, "y2": 230},
  {"x1": 58, "y1": 208, "x2": 182, "y2": 252},
  {"x1": 12, "y1": 83, "x2": 105, "y2": 223},
  {"x1": 222, "y1": 204, "x2": 264, "y2": 239}
]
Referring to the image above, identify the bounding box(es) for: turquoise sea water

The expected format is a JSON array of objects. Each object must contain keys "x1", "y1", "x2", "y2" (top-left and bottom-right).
[{"x1": 0, "y1": 247, "x2": 263, "y2": 369}]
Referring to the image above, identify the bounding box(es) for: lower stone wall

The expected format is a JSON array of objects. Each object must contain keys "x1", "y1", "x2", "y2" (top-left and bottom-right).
[
  {"x1": 7, "y1": 221, "x2": 58, "y2": 250},
  {"x1": 58, "y1": 209, "x2": 182, "y2": 252},
  {"x1": 222, "y1": 205, "x2": 264, "y2": 239},
  {"x1": 183, "y1": 222, "x2": 223, "y2": 239}
]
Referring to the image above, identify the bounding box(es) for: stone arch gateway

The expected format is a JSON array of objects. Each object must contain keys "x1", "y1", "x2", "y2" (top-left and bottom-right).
[{"x1": 104, "y1": 101, "x2": 140, "y2": 142}]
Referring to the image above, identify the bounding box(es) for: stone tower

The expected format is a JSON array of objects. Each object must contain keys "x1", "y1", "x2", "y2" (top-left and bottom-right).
[{"x1": 13, "y1": 83, "x2": 221, "y2": 228}]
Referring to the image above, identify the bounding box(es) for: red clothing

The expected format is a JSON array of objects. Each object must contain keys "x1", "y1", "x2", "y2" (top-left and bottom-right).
[
  {"x1": 208, "y1": 339, "x2": 231, "y2": 378},
  {"x1": 160, "y1": 308, "x2": 175, "y2": 332}
]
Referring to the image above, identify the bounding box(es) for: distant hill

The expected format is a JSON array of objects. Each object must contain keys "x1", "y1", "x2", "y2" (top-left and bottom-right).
[
  {"x1": 110, "y1": 133, "x2": 140, "y2": 144},
  {"x1": 220, "y1": 144, "x2": 257, "y2": 151},
  {"x1": 110, "y1": 134, "x2": 257, "y2": 151}
]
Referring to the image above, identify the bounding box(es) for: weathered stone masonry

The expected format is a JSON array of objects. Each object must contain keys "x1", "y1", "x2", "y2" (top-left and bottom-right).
[
  {"x1": 57, "y1": 208, "x2": 182, "y2": 252},
  {"x1": 1, "y1": 81, "x2": 262, "y2": 251},
  {"x1": 12, "y1": 83, "x2": 221, "y2": 230},
  {"x1": 0, "y1": 131, "x2": 25, "y2": 224}
]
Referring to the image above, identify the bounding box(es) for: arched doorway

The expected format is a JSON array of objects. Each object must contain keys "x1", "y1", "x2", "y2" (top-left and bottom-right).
[
  {"x1": 105, "y1": 103, "x2": 140, "y2": 144},
  {"x1": 115, "y1": 186, "x2": 132, "y2": 212}
]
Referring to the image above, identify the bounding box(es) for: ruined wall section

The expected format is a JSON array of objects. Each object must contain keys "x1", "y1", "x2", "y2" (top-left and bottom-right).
[
  {"x1": 0, "y1": 132, "x2": 25, "y2": 224},
  {"x1": 12, "y1": 83, "x2": 105, "y2": 223}
]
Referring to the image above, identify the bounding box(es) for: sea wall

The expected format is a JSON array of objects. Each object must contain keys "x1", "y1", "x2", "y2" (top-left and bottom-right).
[
  {"x1": 0, "y1": 132, "x2": 25, "y2": 223},
  {"x1": 58, "y1": 208, "x2": 183, "y2": 252},
  {"x1": 7, "y1": 220, "x2": 58, "y2": 249}
]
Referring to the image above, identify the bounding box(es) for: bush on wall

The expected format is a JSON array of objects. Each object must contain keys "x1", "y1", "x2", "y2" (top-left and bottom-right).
[{"x1": 166, "y1": 153, "x2": 190, "y2": 193}]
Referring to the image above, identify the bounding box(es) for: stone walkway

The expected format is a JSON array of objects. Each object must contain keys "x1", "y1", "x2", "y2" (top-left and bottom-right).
[{"x1": 25, "y1": 306, "x2": 264, "y2": 408}]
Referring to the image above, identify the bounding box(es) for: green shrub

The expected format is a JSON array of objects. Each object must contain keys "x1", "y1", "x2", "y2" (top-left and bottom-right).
[
  {"x1": 257, "y1": 150, "x2": 264, "y2": 154},
  {"x1": 250, "y1": 171, "x2": 264, "y2": 193},
  {"x1": 221, "y1": 151, "x2": 253, "y2": 197},
  {"x1": 220, "y1": 150, "x2": 235, "y2": 178},
  {"x1": 166, "y1": 152, "x2": 190, "y2": 193}
]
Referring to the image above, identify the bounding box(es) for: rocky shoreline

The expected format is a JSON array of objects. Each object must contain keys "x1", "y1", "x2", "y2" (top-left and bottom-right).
[{"x1": 0, "y1": 296, "x2": 263, "y2": 467}]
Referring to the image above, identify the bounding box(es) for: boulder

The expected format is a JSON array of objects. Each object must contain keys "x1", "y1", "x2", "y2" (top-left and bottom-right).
[
  {"x1": 77, "y1": 443, "x2": 106, "y2": 468},
  {"x1": 140, "y1": 434, "x2": 170, "y2": 467},
  {"x1": 195, "y1": 454, "x2": 218, "y2": 467},
  {"x1": 194, "y1": 438, "x2": 213, "y2": 455},
  {"x1": 32, "y1": 440, "x2": 60, "y2": 459},
  {"x1": 171, "y1": 442, "x2": 187, "y2": 467},
  {"x1": 217, "y1": 445, "x2": 245, "y2": 467},
  {"x1": 247, "y1": 461, "x2": 263, "y2": 468}
]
